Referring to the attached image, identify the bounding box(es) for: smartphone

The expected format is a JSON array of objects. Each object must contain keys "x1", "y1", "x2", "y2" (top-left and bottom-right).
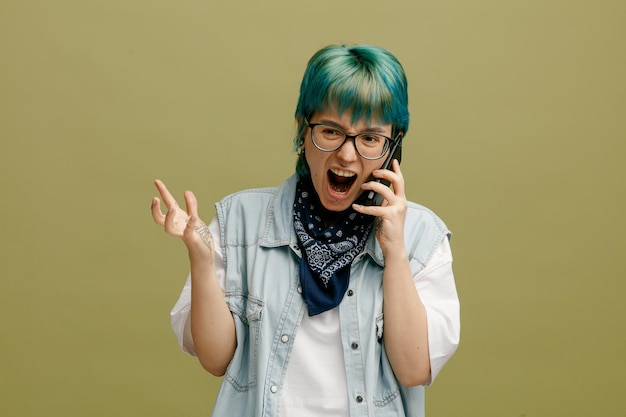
[{"x1": 358, "y1": 136, "x2": 403, "y2": 206}]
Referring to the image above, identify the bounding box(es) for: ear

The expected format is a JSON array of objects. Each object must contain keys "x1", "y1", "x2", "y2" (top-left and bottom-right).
[{"x1": 294, "y1": 117, "x2": 307, "y2": 148}]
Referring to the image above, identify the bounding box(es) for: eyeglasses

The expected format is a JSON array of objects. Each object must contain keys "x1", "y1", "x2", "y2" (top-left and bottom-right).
[{"x1": 305, "y1": 119, "x2": 398, "y2": 160}]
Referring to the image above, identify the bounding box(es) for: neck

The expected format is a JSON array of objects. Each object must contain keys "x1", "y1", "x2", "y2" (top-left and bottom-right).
[{"x1": 321, "y1": 208, "x2": 347, "y2": 227}]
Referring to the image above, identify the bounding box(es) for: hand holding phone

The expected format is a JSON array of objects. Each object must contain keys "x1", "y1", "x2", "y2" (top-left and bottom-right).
[{"x1": 358, "y1": 136, "x2": 403, "y2": 206}]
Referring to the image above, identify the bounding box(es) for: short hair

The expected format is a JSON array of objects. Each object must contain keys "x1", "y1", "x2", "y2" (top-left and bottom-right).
[{"x1": 294, "y1": 44, "x2": 409, "y2": 176}]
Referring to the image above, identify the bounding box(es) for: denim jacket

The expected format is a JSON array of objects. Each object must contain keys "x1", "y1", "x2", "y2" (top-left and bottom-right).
[{"x1": 209, "y1": 174, "x2": 458, "y2": 417}]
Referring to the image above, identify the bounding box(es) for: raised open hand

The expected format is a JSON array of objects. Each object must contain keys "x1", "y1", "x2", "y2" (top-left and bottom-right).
[{"x1": 151, "y1": 179, "x2": 214, "y2": 261}]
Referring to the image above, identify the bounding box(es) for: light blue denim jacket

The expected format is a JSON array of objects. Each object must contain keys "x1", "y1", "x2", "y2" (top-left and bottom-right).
[{"x1": 210, "y1": 174, "x2": 458, "y2": 417}]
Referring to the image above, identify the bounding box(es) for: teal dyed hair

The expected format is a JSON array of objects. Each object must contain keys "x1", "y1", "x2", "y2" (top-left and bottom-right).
[{"x1": 294, "y1": 44, "x2": 409, "y2": 176}]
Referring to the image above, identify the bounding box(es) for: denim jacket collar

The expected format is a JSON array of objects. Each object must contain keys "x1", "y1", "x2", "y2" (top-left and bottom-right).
[{"x1": 260, "y1": 174, "x2": 385, "y2": 268}]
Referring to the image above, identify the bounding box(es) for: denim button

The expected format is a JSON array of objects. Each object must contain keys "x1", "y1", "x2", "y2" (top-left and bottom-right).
[
  {"x1": 297, "y1": 286, "x2": 303, "y2": 294},
  {"x1": 270, "y1": 385, "x2": 278, "y2": 393},
  {"x1": 347, "y1": 289, "x2": 354, "y2": 296},
  {"x1": 356, "y1": 395, "x2": 364, "y2": 403},
  {"x1": 281, "y1": 334, "x2": 289, "y2": 343},
  {"x1": 351, "y1": 342, "x2": 359, "y2": 350}
]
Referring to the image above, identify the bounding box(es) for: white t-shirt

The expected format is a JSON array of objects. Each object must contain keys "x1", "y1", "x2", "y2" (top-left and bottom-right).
[{"x1": 171, "y1": 217, "x2": 457, "y2": 417}]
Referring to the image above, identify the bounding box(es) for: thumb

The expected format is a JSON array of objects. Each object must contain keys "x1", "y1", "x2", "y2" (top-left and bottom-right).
[{"x1": 183, "y1": 214, "x2": 198, "y2": 240}]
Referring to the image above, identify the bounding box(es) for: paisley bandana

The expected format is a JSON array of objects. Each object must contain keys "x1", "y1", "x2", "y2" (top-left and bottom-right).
[{"x1": 293, "y1": 177, "x2": 374, "y2": 315}]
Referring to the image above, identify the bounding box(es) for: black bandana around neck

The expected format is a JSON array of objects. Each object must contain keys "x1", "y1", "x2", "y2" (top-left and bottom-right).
[{"x1": 293, "y1": 176, "x2": 374, "y2": 316}]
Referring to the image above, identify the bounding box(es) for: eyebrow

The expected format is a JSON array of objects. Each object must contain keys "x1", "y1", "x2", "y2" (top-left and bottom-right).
[{"x1": 315, "y1": 118, "x2": 388, "y2": 134}]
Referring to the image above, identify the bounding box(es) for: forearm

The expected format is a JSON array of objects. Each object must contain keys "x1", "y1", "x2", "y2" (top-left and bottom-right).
[
  {"x1": 382, "y1": 249, "x2": 431, "y2": 386},
  {"x1": 189, "y1": 256, "x2": 236, "y2": 376}
]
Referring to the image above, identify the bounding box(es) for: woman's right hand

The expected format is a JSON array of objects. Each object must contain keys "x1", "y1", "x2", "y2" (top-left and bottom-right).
[
  {"x1": 151, "y1": 179, "x2": 215, "y2": 262},
  {"x1": 153, "y1": 179, "x2": 235, "y2": 375}
]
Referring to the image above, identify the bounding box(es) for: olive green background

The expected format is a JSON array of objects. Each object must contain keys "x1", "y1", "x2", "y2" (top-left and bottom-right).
[{"x1": 1, "y1": 0, "x2": 624, "y2": 416}]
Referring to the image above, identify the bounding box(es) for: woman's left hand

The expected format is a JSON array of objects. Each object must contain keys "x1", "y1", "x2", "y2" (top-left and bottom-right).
[
  {"x1": 354, "y1": 159, "x2": 431, "y2": 386},
  {"x1": 352, "y1": 159, "x2": 407, "y2": 254}
]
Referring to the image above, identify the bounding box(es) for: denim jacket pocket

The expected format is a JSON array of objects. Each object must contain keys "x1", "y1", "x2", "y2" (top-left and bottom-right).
[{"x1": 224, "y1": 291, "x2": 264, "y2": 392}]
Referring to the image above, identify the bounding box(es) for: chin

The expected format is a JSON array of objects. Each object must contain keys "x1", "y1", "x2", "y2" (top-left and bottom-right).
[{"x1": 320, "y1": 192, "x2": 356, "y2": 213}]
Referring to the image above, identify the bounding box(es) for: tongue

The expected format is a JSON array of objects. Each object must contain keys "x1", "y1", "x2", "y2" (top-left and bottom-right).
[{"x1": 332, "y1": 182, "x2": 351, "y2": 193}]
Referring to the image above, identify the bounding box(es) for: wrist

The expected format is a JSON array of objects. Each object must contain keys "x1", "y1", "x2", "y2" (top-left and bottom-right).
[
  {"x1": 188, "y1": 249, "x2": 215, "y2": 268},
  {"x1": 382, "y1": 247, "x2": 408, "y2": 265}
]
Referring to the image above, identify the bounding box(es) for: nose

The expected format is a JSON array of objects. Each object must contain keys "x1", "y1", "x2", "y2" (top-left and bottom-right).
[{"x1": 335, "y1": 136, "x2": 359, "y2": 164}]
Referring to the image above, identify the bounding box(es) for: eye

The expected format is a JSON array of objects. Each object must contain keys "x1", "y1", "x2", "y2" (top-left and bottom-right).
[
  {"x1": 358, "y1": 134, "x2": 385, "y2": 147},
  {"x1": 319, "y1": 126, "x2": 343, "y2": 139}
]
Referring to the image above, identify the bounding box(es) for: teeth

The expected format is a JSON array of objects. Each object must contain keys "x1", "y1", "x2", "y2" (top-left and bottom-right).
[{"x1": 330, "y1": 168, "x2": 356, "y2": 178}]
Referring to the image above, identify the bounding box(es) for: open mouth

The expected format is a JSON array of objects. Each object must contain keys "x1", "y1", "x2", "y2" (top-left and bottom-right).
[{"x1": 328, "y1": 168, "x2": 357, "y2": 194}]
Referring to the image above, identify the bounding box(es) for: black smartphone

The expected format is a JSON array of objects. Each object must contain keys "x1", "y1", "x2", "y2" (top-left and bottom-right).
[{"x1": 358, "y1": 136, "x2": 403, "y2": 206}]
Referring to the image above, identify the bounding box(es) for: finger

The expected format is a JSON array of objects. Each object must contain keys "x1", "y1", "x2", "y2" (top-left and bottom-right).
[
  {"x1": 154, "y1": 179, "x2": 179, "y2": 211},
  {"x1": 163, "y1": 202, "x2": 180, "y2": 232},
  {"x1": 390, "y1": 159, "x2": 406, "y2": 196},
  {"x1": 151, "y1": 197, "x2": 166, "y2": 226},
  {"x1": 352, "y1": 202, "x2": 385, "y2": 217},
  {"x1": 371, "y1": 168, "x2": 397, "y2": 183},
  {"x1": 391, "y1": 159, "x2": 402, "y2": 174},
  {"x1": 361, "y1": 180, "x2": 396, "y2": 203},
  {"x1": 370, "y1": 162, "x2": 405, "y2": 199},
  {"x1": 183, "y1": 190, "x2": 199, "y2": 218}
]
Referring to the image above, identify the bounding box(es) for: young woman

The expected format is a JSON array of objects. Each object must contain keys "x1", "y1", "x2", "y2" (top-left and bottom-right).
[{"x1": 152, "y1": 44, "x2": 460, "y2": 417}]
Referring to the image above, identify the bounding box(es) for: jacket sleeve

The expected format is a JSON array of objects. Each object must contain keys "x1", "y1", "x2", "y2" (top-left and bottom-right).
[{"x1": 170, "y1": 217, "x2": 226, "y2": 356}]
